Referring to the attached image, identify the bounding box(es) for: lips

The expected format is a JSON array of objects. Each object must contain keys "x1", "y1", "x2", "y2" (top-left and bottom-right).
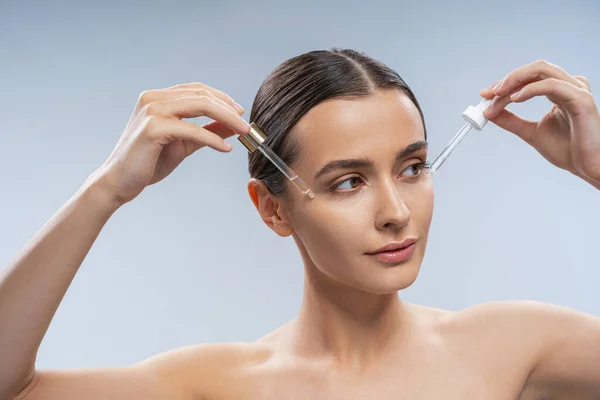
[
  {"x1": 367, "y1": 238, "x2": 418, "y2": 255},
  {"x1": 366, "y1": 240, "x2": 417, "y2": 264}
]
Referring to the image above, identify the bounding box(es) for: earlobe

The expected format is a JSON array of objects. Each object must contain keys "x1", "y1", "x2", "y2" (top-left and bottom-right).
[{"x1": 272, "y1": 203, "x2": 293, "y2": 237}]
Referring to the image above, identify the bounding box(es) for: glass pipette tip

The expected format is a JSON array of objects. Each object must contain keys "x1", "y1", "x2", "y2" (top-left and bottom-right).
[
  {"x1": 430, "y1": 122, "x2": 473, "y2": 172},
  {"x1": 257, "y1": 145, "x2": 315, "y2": 199}
]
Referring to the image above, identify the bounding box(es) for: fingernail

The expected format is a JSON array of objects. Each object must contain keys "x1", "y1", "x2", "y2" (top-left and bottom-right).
[
  {"x1": 234, "y1": 102, "x2": 244, "y2": 113},
  {"x1": 510, "y1": 90, "x2": 521, "y2": 101},
  {"x1": 493, "y1": 80, "x2": 503, "y2": 92},
  {"x1": 240, "y1": 118, "x2": 251, "y2": 132},
  {"x1": 484, "y1": 104, "x2": 493, "y2": 118},
  {"x1": 225, "y1": 142, "x2": 233, "y2": 150}
]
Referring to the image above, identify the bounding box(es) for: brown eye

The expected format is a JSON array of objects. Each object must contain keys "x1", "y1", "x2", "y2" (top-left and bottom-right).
[
  {"x1": 331, "y1": 176, "x2": 363, "y2": 191},
  {"x1": 401, "y1": 162, "x2": 429, "y2": 178}
]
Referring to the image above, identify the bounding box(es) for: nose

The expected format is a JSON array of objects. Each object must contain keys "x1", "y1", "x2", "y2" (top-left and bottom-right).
[{"x1": 374, "y1": 180, "x2": 411, "y2": 232}]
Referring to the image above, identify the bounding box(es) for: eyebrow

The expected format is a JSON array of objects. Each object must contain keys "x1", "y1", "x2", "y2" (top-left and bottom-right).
[{"x1": 313, "y1": 140, "x2": 428, "y2": 181}]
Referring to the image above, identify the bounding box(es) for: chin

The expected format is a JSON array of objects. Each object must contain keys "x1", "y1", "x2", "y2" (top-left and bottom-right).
[
  {"x1": 379, "y1": 269, "x2": 420, "y2": 294},
  {"x1": 354, "y1": 261, "x2": 422, "y2": 294}
]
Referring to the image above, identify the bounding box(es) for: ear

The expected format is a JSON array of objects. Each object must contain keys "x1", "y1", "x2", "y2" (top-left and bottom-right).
[{"x1": 247, "y1": 178, "x2": 293, "y2": 237}]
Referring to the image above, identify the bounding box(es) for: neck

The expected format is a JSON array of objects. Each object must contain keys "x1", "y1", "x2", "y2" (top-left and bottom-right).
[{"x1": 287, "y1": 262, "x2": 414, "y2": 373}]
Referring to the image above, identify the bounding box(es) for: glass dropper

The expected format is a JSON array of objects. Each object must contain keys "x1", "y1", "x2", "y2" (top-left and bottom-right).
[
  {"x1": 238, "y1": 122, "x2": 315, "y2": 199},
  {"x1": 430, "y1": 122, "x2": 473, "y2": 172},
  {"x1": 430, "y1": 98, "x2": 492, "y2": 173},
  {"x1": 256, "y1": 145, "x2": 315, "y2": 199}
]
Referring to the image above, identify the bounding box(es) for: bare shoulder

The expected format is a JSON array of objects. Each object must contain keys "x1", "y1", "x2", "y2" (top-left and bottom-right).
[
  {"x1": 444, "y1": 301, "x2": 597, "y2": 372},
  {"x1": 435, "y1": 300, "x2": 574, "y2": 353},
  {"x1": 394, "y1": 302, "x2": 557, "y2": 394},
  {"x1": 448, "y1": 299, "x2": 596, "y2": 341},
  {"x1": 164, "y1": 341, "x2": 274, "y2": 397}
]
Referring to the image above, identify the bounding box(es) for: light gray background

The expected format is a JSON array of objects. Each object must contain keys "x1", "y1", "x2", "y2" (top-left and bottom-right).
[{"x1": 1, "y1": 1, "x2": 599, "y2": 369}]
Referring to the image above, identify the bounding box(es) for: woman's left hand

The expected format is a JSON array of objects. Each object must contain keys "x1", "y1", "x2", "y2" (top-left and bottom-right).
[{"x1": 481, "y1": 60, "x2": 600, "y2": 187}]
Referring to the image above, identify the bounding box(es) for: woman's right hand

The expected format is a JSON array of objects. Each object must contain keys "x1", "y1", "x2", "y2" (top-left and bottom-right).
[{"x1": 90, "y1": 82, "x2": 251, "y2": 206}]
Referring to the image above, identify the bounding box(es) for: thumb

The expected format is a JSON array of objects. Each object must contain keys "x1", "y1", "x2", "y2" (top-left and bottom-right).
[{"x1": 489, "y1": 108, "x2": 537, "y2": 146}]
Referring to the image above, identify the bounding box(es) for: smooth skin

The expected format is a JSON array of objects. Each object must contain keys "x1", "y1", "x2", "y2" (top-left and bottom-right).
[{"x1": 1, "y1": 60, "x2": 599, "y2": 400}]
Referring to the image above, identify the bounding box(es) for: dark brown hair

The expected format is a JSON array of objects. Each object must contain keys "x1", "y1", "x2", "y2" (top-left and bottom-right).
[{"x1": 248, "y1": 48, "x2": 426, "y2": 197}]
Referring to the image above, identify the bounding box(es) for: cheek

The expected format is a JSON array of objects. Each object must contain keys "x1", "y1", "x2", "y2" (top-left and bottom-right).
[
  {"x1": 408, "y1": 182, "x2": 434, "y2": 228},
  {"x1": 311, "y1": 206, "x2": 364, "y2": 243},
  {"x1": 292, "y1": 202, "x2": 370, "y2": 257}
]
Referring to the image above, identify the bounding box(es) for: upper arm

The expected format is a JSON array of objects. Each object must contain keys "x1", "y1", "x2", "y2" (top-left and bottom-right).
[
  {"x1": 524, "y1": 301, "x2": 600, "y2": 394},
  {"x1": 11, "y1": 365, "x2": 175, "y2": 400},
  {"x1": 9, "y1": 342, "x2": 259, "y2": 400},
  {"x1": 9, "y1": 349, "x2": 192, "y2": 400},
  {"x1": 471, "y1": 300, "x2": 600, "y2": 396}
]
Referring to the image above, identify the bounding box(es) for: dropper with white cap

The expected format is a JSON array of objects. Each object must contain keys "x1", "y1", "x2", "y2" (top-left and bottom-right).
[{"x1": 429, "y1": 98, "x2": 492, "y2": 172}]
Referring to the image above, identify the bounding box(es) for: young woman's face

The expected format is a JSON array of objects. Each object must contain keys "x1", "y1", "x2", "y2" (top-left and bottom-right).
[{"x1": 281, "y1": 89, "x2": 434, "y2": 294}]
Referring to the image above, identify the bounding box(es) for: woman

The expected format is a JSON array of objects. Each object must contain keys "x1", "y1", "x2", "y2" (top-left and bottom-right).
[{"x1": 1, "y1": 49, "x2": 599, "y2": 399}]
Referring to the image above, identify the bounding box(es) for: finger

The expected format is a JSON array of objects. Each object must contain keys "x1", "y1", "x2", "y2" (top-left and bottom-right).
[
  {"x1": 510, "y1": 78, "x2": 594, "y2": 116},
  {"x1": 493, "y1": 60, "x2": 587, "y2": 98},
  {"x1": 146, "y1": 95, "x2": 251, "y2": 135},
  {"x1": 574, "y1": 75, "x2": 591, "y2": 92},
  {"x1": 164, "y1": 82, "x2": 244, "y2": 113},
  {"x1": 481, "y1": 83, "x2": 527, "y2": 100},
  {"x1": 139, "y1": 88, "x2": 242, "y2": 119},
  {"x1": 144, "y1": 116, "x2": 233, "y2": 152},
  {"x1": 484, "y1": 79, "x2": 546, "y2": 119},
  {"x1": 484, "y1": 92, "x2": 514, "y2": 119},
  {"x1": 479, "y1": 88, "x2": 495, "y2": 99},
  {"x1": 480, "y1": 80, "x2": 501, "y2": 98},
  {"x1": 164, "y1": 88, "x2": 243, "y2": 117},
  {"x1": 487, "y1": 108, "x2": 537, "y2": 146},
  {"x1": 202, "y1": 120, "x2": 237, "y2": 139},
  {"x1": 482, "y1": 82, "x2": 513, "y2": 98}
]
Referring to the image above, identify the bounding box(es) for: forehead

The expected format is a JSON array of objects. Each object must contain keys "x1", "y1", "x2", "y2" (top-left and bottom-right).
[{"x1": 292, "y1": 89, "x2": 426, "y2": 170}]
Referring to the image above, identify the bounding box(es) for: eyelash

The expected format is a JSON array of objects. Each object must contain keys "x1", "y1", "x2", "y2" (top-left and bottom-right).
[{"x1": 328, "y1": 161, "x2": 431, "y2": 193}]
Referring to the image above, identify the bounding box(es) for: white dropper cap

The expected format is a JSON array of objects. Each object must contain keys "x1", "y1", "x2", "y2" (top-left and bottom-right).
[{"x1": 461, "y1": 98, "x2": 492, "y2": 130}]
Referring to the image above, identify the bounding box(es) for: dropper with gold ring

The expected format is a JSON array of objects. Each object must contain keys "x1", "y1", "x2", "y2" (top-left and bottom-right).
[{"x1": 238, "y1": 122, "x2": 315, "y2": 199}]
